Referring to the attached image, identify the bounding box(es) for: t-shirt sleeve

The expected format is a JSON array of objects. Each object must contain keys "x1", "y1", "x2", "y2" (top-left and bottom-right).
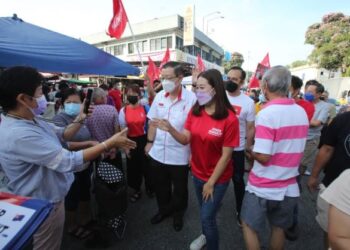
[
  {"x1": 315, "y1": 103, "x2": 329, "y2": 123},
  {"x1": 184, "y1": 110, "x2": 193, "y2": 131},
  {"x1": 223, "y1": 113, "x2": 239, "y2": 147},
  {"x1": 323, "y1": 115, "x2": 341, "y2": 147},
  {"x1": 253, "y1": 111, "x2": 274, "y2": 155},
  {"x1": 147, "y1": 94, "x2": 159, "y2": 120},
  {"x1": 118, "y1": 107, "x2": 126, "y2": 129},
  {"x1": 247, "y1": 100, "x2": 256, "y2": 122}
]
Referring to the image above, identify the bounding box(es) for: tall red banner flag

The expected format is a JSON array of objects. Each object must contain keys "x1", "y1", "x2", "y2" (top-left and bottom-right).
[
  {"x1": 107, "y1": 0, "x2": 128, "y2": 39},
  {"x1": 159, "y1": 48, "x2": 170, "y2": 69},
  {"x1": 146, "y1": 57, "x2": 160, "y2": 87},
  {"x1": 249, "y1": 53, "x2": 270, "y2": 88},
  {"x1": 196, "y1": 54, "x2": 206, "y2": 72}
]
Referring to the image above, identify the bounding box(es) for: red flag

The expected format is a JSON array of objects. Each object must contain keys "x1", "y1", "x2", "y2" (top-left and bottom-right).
[
  {"x1": 107, "y1": 0, "x2": 128, "y2": 40},
  {"x1": 146, "y1": 57, "x2": 160, "y2": 87},
  {"x1": 249, "y1": 53, "x2": 270, "y2": 88},
  {"x1": 159, "y1": 48, "x2": 170, "y2": 69},
  {"x1": 196, "y1": 54, "x2": 206, "y2": 72}
]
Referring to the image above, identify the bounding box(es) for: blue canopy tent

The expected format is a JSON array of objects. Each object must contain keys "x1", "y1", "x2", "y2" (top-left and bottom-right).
[{"x1": 0, "y1": 15, "x2": 140, "y2": 76}]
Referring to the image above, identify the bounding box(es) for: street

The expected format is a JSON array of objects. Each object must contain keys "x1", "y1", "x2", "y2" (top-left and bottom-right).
[{"x1": 62, "y1": 172, "x2": 324, "y2": 250}]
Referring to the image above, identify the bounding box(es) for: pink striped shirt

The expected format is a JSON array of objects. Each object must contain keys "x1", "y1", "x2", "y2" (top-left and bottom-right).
[{"x1": 246, "y1": 98, "x2": 308, "y2": 200}]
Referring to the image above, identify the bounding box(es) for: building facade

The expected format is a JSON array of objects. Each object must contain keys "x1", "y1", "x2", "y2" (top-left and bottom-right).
[
  {"x1": 82, "y1": 15, "x2": 224, "y2": 73},
  {"x1": 290, "y1": 64, "x2": 342, "y2": 83}
]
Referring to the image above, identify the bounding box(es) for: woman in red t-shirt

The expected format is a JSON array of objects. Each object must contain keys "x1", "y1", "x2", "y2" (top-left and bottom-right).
[
  {"x1": 155, "y1": 69, "x2": 239, "y2": 250},
  {"x1": 119, "y1": 84, "x2": 153, "y2": 202}
]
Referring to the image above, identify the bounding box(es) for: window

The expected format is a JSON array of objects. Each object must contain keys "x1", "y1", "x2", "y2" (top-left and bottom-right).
[
  {"x1": 136, "y1": 40, "x2": 147, "y2": 52},
  {"x1": 106, "y1": 46, "x2": 114, "y2": 55},
  {"x1": 150, "y1": 36, "x2": 172, "y2": 51},
  {"x1": 113, "y1": 44, "x2": 125, "y2": 55},
  {"x1": 176, "y1": 36, "x2": 183, "y2": 50},
  {"x1": 128, "y1": 43, "x2": 134, "y2": 54}
]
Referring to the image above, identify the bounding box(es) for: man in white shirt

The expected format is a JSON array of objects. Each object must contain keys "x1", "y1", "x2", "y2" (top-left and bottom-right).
[
  {"x1": 145, "y1": 61, "x2": 196, "y2": 232},
  {"x1": 226, "y1": 66, "x2": 255, "y2": 226}
]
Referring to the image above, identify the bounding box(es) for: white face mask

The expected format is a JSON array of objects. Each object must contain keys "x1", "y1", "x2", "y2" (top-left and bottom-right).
[{"x1": 161, "y1": 79, "x2": 176, "y2": 93}]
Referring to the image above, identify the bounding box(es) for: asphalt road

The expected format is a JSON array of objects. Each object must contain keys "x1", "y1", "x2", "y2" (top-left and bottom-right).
[{"x1": 62, "y1": 171, "x2": 324, "y2": 250}]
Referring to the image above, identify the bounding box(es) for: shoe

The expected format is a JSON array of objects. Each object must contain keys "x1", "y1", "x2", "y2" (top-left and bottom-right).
[
  {"x1": 236, "y1": 212, "x2": 242, "y2": 227},
  {"x1": 285, "y1": 223, "x2": 299, "y2": 241},
  {"x1": 150, "y1": 213, "x2": 167, "y2": 224},
  {"x1": 173, "y1": 217, "x2": 183, "y2": 232},
  {"x1": 190, "y1": 234, "x2": 206, "y2": 250}
]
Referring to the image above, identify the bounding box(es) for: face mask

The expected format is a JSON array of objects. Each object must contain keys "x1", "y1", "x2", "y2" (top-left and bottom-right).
[
  {"x1": 127, "y1": 95, "x2": 138, "y2": 105},
  {"x1": 33, "y1": 95, "x2": 48, "y2": 115},
  {"x1": 196, "y1": 89, "x2": 214, "y2": 106},
  {"x1": 259, "y1": 93, "x2": 266, "y2": 103},
  {"x1": 320, "y1": 96, "x2": 325, "y2": 101},
  {"x1": 161, "y1": 79, "x2": 176, "y2": 93},
  {"x1": 64, "y1": 103, "x2": 81, "y2": 116},
  {"x1": 304, "y1": 93, "x2": 315, "y2": 102},
  {"x1": 226, "y1": 81, "x2": 239, "y2": 93}
]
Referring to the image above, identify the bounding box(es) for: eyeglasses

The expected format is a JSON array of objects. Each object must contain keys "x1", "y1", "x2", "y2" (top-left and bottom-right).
[{"x1": 228, "y1": 77, "x2": 240, "y2": 82}]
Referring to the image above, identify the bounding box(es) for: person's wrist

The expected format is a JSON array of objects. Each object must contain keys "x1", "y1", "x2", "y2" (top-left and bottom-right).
[{"x1": 147, "y1": 139, "x2": 154, "y2": 144}]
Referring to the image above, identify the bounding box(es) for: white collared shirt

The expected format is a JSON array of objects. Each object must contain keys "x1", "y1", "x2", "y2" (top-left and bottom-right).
[{"x1": 147, "y1": 88, "x2": 196, "y2": 165}]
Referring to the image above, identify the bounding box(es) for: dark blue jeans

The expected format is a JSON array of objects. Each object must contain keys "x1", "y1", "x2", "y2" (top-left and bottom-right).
[{"x1": 192, "y1": 176, "x2": 229, "y2": 250}]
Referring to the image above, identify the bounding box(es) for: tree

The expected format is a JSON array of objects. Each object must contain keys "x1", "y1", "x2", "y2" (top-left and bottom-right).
[
  {"x1": 223, "y1": 52, "x2": 244, "y2": 73},
  {"x1": 288, "y1": 60, "x2": 308, "y2": 69},
  {"x1": 305, "y1": 12, "x2": 350, "y2": 76}
]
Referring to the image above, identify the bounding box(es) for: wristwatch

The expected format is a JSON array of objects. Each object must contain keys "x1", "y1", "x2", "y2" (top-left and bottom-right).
[{"x1": 147, "y1": 139, "x2": 154, "y2": 143}]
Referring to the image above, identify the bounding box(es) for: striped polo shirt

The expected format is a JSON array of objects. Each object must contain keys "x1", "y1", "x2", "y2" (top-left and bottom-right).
[{"x1": 246, "y1": 98, "x2": 309, "y2": 201}]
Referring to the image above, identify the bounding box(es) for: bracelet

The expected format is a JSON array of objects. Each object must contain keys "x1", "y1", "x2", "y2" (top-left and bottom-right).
[
  {"x1": 147, "y1": 139, "x2": 154, "y2": 143},
  {"x1": 101, "y1": 141, "x2": 109, "y2": 151}
]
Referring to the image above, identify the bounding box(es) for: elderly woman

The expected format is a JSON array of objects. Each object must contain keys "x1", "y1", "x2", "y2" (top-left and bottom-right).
[{"x1": 0, "y1": 66, "x2": 136, "y2": 250}]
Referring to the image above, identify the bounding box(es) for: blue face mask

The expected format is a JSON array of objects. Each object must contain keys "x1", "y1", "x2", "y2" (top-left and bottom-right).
[
  {"x1": 64, "y1": 103, "x2": 81, "y2": 116},
  {"x1": 304, "y1": 92, "x2": 315, "y2": 102}
]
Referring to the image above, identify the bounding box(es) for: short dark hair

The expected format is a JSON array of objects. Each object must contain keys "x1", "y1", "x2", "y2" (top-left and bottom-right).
[
  {"x1": 0, "y1": 66, "x2": 43, "y2": 112},
  {"x1": 61, "y1": 88, "x2": 82, "y2": 105},
  {"x1": 291, "y1": 75, "x2": 303, "y2": 90},
  {"x1": 192, "y1": 69, "x2": 235, "y2": 120},
  {"x1": 162, "y1": 61, "x2": 184, "y2": 77},
  {"x1": 229, "y1": 66, "x2": 246, "y2": 81},
  {"x1": 58, "y1": 80, "x2": 69, "y2": 91},
  {"x1": 305, "y1": 79, "x2": 324, "y2": 94},
  {"x1": 126, "y1": 84, "x2": 141, "y2": 96}
]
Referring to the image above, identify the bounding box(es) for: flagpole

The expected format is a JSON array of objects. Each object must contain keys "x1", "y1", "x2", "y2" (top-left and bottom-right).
[{"x1": 121, "y1": 0, "x2": 145, "y2": 71}]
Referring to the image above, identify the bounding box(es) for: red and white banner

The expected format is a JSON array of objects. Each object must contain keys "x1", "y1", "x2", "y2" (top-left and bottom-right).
[
  {"x1": 107, "y1": 0, "x2": 128, "y2": 40},
  {"x1": 249, "y1": 53, "x2": 270, "y2": 88}
]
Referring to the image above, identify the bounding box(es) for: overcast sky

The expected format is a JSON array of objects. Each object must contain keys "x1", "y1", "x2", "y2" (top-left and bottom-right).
[{"x1": 1, "y1": 0, "x2": 350, "y2": 70}]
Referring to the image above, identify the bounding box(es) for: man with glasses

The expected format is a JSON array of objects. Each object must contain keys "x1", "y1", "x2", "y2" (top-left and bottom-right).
[{"x1": 145, "y1": 61, "x2": 196, "y2": 232}]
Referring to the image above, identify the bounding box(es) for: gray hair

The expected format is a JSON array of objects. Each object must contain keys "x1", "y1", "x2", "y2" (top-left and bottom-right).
[
  {"x1": 262, "y1": 66, "x2": 291, "y2": 96},
  {"x1": 92, "y1": 87, "x2": 107, "y2": 101}
]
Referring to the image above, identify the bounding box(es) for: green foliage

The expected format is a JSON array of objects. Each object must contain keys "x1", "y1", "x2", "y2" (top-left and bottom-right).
[
  {"x1": 289, "y1": 60, "x2": 308, "y2": 68},
  {"x1": 305, "y1": 12, "x2": 350, "y2": 74},
  {"x1": 223, "y1": 52, "x2": 244, "y2": 73}
]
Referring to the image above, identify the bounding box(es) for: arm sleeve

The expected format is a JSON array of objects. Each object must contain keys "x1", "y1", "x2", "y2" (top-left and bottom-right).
[
  {"x1": 147, "y1": 94, "x2": 159, "y2": 120},
  {"x1": 316, "y1": 103, "x2": 330, "y2": 123},
  {"x1": 118, "y1": 107, "x2": 126, "y2": 128},
  {"x1": 253, "y1": 112, "x2": 274, "y2": 155},
  {"x1": 12, "y1": 130, "x2": 84, "y2": 173},
  {"x1": 247, "y1": 101, "x2": 256, "y2": 122},
  {"x1": 223, "y1": 114, "x2": 239, "y2": 147}
]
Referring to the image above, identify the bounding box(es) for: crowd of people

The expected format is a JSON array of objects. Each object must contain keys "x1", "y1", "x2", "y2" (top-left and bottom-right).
[{"x1": 0, "y1": 62, "x2": 350, "y2": 250}]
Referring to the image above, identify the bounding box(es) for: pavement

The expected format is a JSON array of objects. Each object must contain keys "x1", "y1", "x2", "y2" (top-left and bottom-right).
[{"x1": 61, "y1": 171, "x2": 324, "y2": 250}]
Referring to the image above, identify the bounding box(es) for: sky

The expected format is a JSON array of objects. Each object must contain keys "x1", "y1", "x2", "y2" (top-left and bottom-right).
[{"x1": 1, "y1": 0, "x2": 350, "y2": 71}]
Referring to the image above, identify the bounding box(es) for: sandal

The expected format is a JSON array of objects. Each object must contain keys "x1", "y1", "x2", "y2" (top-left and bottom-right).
[
  {"x1": 129, "y1": 191, "x2": 141, "y2": 203},
  {"x1": 68, "y1": 224, "x2": 95, "y2": 240}
]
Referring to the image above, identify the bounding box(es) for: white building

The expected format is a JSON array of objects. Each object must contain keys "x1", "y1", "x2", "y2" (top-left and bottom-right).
[
  {"x1": 290, "y1": 64, "x2": 342, "y2": 83},
  {"x1": 82, "y1": 15, "x2": 224, "y2": 73}
]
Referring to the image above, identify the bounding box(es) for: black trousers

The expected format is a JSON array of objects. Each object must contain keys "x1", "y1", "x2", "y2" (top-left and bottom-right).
[
  {"x1": 232, "y1": 150, "x2": 246, "y2": 215},
  {"x1": 126, "y1": 135, "x2": 153, "y2": 192},
  {"x1": 150, "y1": 158, "x2": 189, "y2": 219}
]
